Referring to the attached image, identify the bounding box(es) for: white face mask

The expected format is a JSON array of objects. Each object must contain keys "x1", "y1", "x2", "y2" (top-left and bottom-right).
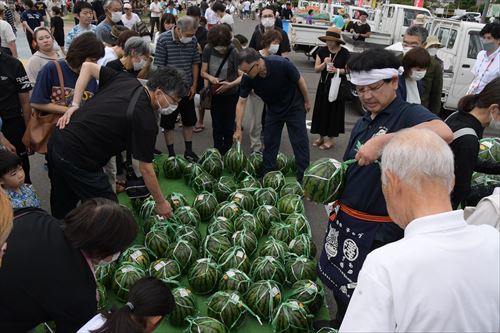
[
  {"x1": 133, "y1": 58, "x2": 146, "y2": 71},
  {"x1": 214, "y1": 46, "x2": 227, "y2": 53},
  {"x1": 268, "y1": 43, "x2": 279, "y2": 54},
  {"x1": 261, "y1": 17, "x2": 275, "y2": 28},
  {"x1": 180, "y1": 36, "x2": 193, "y2": 44},
  {"x1": 489, "y1": 112, "x2": 500, "y2": 130},
  {"x1": 111, "y1": 11, "x2": 122, "y2": 23},
  {"x1": 157, "y1": 92, "x2": 178, "y2": 115},
  {"x1": 427, "y1": 48, "x2": 438, "y2": 57},
  {"x1": 402, "y1": 46, "x2": 412, "y2": 55},
  {"x1": 410, "y1": 69, "x2": 426, "y2": 81},
  {"x1": 98, "y1": 252, "x2": 120, "y2": 265}
]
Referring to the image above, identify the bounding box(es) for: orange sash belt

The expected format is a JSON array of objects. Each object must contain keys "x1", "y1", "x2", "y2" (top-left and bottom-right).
[{"x1": 329, "y1": 202, "x2": 393, "y2": 223}]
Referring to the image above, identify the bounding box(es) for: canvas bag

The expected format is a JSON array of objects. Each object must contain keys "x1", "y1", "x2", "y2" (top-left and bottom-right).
[{"x1": 328, "y1": 69, "x2": 341, "y2": 102}]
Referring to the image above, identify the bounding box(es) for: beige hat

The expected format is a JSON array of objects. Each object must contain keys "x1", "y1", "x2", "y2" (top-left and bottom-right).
[
  {"x1": 0, "y1": 2, "x2": 5, "y2": 11},
  {"x1": 424, "y1": 36, "x2": 443, "y2": 49},
  {"x1": 414, "y1": 14, "x2": 425, "y2": 25},
  {"x1": 124, "y1": 3, "x2": 132, "y2": 9},
  {"x1": 318, "y1": 27, "x2": 345, "y2": 44}
]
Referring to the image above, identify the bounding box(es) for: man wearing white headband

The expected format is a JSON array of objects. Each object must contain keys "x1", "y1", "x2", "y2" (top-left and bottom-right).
[{"x1": 314, "y1": 49, "x2": 453, "y2": 331}]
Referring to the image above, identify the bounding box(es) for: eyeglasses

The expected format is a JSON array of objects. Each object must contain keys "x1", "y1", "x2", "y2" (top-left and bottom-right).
[
  {"x1": 352, "y1": 80, "x2": 387, "y2": 97},
  {"x1": 161, "y1": 91, "x2": 180, "y2": 104}
]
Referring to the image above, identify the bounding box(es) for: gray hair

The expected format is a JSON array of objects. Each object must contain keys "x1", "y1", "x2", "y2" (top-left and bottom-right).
[
  {"x1": 238, "y1": 47, "x2": 261, "y2": 65},
  {"x1": 177, "y1": 15, "x2": 197, "y2": 32},
  {"x1": 103, "y1": 0, "x2": 122, "y2": 9},
  {"x1": 381, "y1": 128, "x2": 454, "y2": 193},
  {"x1": 147, "y1": 66, "x2": 189, "y2": 99},
  {"x1": 124, "y1": 36, "x2": 151, "y2": 56},
  {"x1": 405, "y1": 25, "x2": 429, "y2": 45}
]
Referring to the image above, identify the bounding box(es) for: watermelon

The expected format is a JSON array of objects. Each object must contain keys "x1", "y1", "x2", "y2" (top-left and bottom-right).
[
  {"x1": 288, "y1": 280, "x2": 324, "y2": 314},
  {"x1": 316, "y1": 328, "x2": 339, "y2": 333},
  {"x1": 233, "y1": 212, "x2": 263, "y2": 237},
  {"x1": 259, "y1": 237, "x2": 288, "y2": 261},
  {"x1": 271, "y1": 300, "x2": 311, "y2": 333},
  {"x1": 139, "y1": 196, "x2": 157, "y2": 220},
  {"x1": 228, "y1": 190, "x2": 255, "y2": 212},
  {"x1": 192, "y1": 172, "x2": 216, "y2": 194},
  {"x1": 215, "y1": 176, "x2": 238, "y2": 202},
  {"x1": 248, "y1": 151, "x2": 263, "y2": 176},
  {"x1": 163, "y1": 156, "x2": 183, "y2": 179},
  {"x1": 276, "y1": 152, "x2": 288, "y2": 173},
  {"x1": 303, "y1": 158, "x2": 347, "y2": 204},
  {"x1": 193, "y1": 192, "x2": 218, "y2": 222},
  {"x1": 149, "y1": 220, "x2": 177, "y2": 243},
  {"x1": 254, "y1": 187, "x2": 279, "y2": 206},
  {"x1": 201, "y1": 154, "x2": 224, "y2": 179},
  {"x1": 246, "y1": 280, "x2": 282, "y2": 321},
  {"x1": 174, "y1": 206, "x2": 201, "y2": 227},
  {"x1": 112, "y1": 263, "x2": 146, "y2": 301},
  {"x1": 169, "y1": 287, "x2": 197, "y2": 326},
  {"x1": 120, "y1": 245, "x2": 152, "y2": 269},
  {"x1": 208, "y1": 216, "x2": 235, "y2": 236},
  {"x1": 284, "y1": 213, "x2": 311, "y2": 236},
  {"x1": 149, "y1": 258, "x2": 181, "y2": 287},
  {"x1": 144, "y1": 228, "x2": 170, "y2": 258},
  {"x1": 184, "y1": 163, "x2": 205, "y2": 185},
  {"x1": 143, "y1": 214, "x2": 173, "y2": 234},
  {"x1": 188, "y1": 258, "x2": 221, "y2": 295},
  {"x1": 240, "y1": 174, "x2": 262, "y2": 189},
  {"x1": 130, "y1": 197, "x2": 145, "y2": 213},
  {"x1": 165, "y1": 192, "x2": 188, "y2": 212},
  {"x1": 224, "y1": 143, "x2": 247, "y2": 174},
  {"x1": 280, "y1": 181, "x2": 304, "y2": 197},
  {"x1": 219, "y1": 246, "x2": 250, "y2": 273},
  {"x1": 286, "y1": 154, "x2": 297, "y2": 176},
  {"x1": 478, "y1": 137, "x2": 500, "y2": 162},
  {"x1": 207, "y1": 291, "x2": 247, "y2": 330},
  {"x1": 250, "y1": 256, "x2": 287, "y2": 285},
  {"x1": 97, "y1": 282, "x2": 107, "y2": 310},
  {"x1": 277, "y1": 194, "x2": 304, "y2": 219},
  {"x1": 95, "y1": 262, "x2": 115, "y2": 287},
  {"x1": 166, "y1": 240, "x2": 199, "y2": 273},
  {"x1": 289, "y1": 234, "x2": 317, "y2": 259},
  {"x1": 215, "y1": 201, "x2": 243, "y2": 221},
  {"x1": 231, "y1": 230, "x2": 258, "y2": 256},
  {"x1": 152, "y1": 157, "x2": 161, "y2": 176},
  {"x1": 286, "y1": 255, "x2": 317, "y2": 284},
  {"x1": 187, "y1": 316, "x2": 227, "y2": 333},
  {"x1": 471, "y1": 172, "x2": 500, "y2": 187},
  {"x1": 176, "y1": 224, "x2": 202, "y2": 249},
  {"x1": 200, "y1": 148, "x2": 223, "y2": 163},
  {"x1": 203, "y1": 231, "x2": 232, "y2": 261},
  {"x1": 219, "y1": 268, "x2": 252, "y2": 294},
  {"x1": 254, "y1": 205, "x2": 281, "y2": 229},
  {"x1": 262, "y1": 171, "x2": 285, "y2": 191},
  {"x1": 269, "y1": 222, "x2": 297, "y2": 244}
]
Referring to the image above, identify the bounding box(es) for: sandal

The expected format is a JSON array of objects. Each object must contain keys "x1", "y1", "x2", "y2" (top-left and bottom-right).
[
  {"x1": 312, "y1": 138, "x2": 324, "y2": 147},
  {"x1": 193, "y1": 125, "x2": 205, "y2": 133},
  {"x1": 319, "y1": 140, "x2": 334, "y2": 150}
]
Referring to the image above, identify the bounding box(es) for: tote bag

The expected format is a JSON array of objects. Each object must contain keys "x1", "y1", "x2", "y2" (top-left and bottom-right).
[{"x1": 328, "y1": 69, "x2": 341, "y2": 102}]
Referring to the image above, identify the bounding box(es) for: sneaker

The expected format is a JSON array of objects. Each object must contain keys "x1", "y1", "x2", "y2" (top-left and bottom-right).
[{"x1": 184, "y1": 151, "x2": 199, "y2": 163}]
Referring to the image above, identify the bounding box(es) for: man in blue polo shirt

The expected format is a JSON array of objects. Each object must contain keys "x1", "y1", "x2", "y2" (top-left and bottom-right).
[
  {"x1": 314, "y1": 49, "x2": 453, "y2": 330},
  {"x1": 234, "y1": 48, "x2": 311, "y2": 181}
]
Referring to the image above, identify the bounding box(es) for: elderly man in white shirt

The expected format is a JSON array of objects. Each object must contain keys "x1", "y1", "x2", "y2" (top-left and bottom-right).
[{"x1": 340, "y1": 128, "x2": 500, "y2": 333}]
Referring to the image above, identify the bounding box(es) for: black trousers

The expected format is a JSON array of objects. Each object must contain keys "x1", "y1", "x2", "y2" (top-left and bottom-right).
[
  {"x1": 150, "y1": 17, "x2": 160, "y2": 35},
  {"x1": 210, "y1": 93, "x2": 238, "y2": 156},
  {"x1": 1, "y1": 116, "x2": 31, "y2": 184},
  {"x1": 47, "y1": 144, "x2": 116, "y2": 219}
]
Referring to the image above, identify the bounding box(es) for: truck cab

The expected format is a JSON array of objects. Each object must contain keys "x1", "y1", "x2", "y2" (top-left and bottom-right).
[{"x1": 375, "y1": 5, "x2": 432, "y2": 43}]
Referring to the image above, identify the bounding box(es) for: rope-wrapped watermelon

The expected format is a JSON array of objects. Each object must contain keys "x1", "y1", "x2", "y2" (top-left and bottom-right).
[
  {"x1": 254, "y1": 205, "x2": 281, "y2": 229},
  {"x1": 207, "y1": 291, "x2": 249, "y2": 330},
  {"x1": 303, "y1": 158, "x2": 352, "y2": 204},
  {"x1": 143, "y1": 214, "x2": 175, "y2": 235},
  {"x1": 254, "y1": 187, "x2": 279, "y2": 206},
  {"x1": 250, "y1": 256, "x2": 287, "y2": 285},
  {"x1": 228, "y1": 190, "x2": 255, "y2": 212},
  {"x1": 215, "y1": 201, "x2": 243, "y2": 221},
  {"x1": 188, "y1": 258, "x2": 221, "y2": 295},
  {"x1": 184, "y1": 163, "x2": 204, "y2": 185},
  {"x1": 120, "y1": 245, "x2": 152, "y2": 269},
  {"x1": 231, "y1": 229, "x2": 258, "y2": 256},
  {"x1": 163, "y1": 156, "x2": 184, "y2": 179},
  {"x1": 176, "y1": 224, "x2": 202, "y2": 249},
  {"x1": 208, "y1": 216, "x2": 235, "y2": 236},
  {"x1": 186, "y1": 316, "x2": 227, "y2": 333},
  {"x1": 289, "y1": 234, "x2": 317, "y2": 259},
  {"x1": 284, "y1": 213, "x2": 311, "y2": 236},
  {"x1": 277, "y1": 194, "x2": 304, "y2": 219},
  {"x1": 166, "y1": 239, "x2": 199, "y2": 273},
  {"x1": 280, "y1": 181, "x2": 304, "y2": 197},
  {"x1": 203, "y1": 231, "x2": 233, "y2": 261},
  {"x1": 219, "y1": 268, "x2": 252, "y2": 294},
  {"x1": 240, "y1": 173, "x2": 262, "y2": 189},
  {"x1": 95, "y1": 262, "x2": 115, "y2": 287},
  {"x1": 144, "y1": 227, "x2": 171, "y2": 258},
  {"x1": 224, "y1": 142, "x2": 247, "y2": 174},
  {"x1": 478, "y1": 137, "x2": 500, "y2": 162},
  {"x1": 139, "y1": 196, "x2": 157, "y2": 220},
  {"x1": 215, "y1": 176, "x2": 238, "y2": 202},
  {"x1": 233, "y1": 212, "x2": 263, "y2": 237},
  {"x1": 246, "y1": 280, "x2": 282, "y2": 321},
  {"x1": 263, "y1": 171, "x2": 286, "y2": 191},
  {"x1": 165, "y1": 192, "x2": 188, "y2": 212},
  {"x1": 286, "y1": 255, "x2": 317, "y2": 284},
  {"x1": 259, "y1": 237, "x2": 288, "y2": 262},
  {"x1": 269, "y1": 222, "x2": 297, "y2": 244},
  {"x1": 248, "y1": 151, "x2": 263, "y2": 176},
  {"x1": 200, "y1": 148, "x2": 223, "y2": 164},
  {"x1": 193, "y1": 191, "x2": 218, "y2": 222},
  {"x1": 192, "y1": 171, "x2": 216, "y2": 194},
  {"x1": 271, "y1": 300, "x2": 311, "y2": 333},
  {"x1": 112, "y1": 263, "x2": 146, "y2": 301},
  {"x1": 201, "y1": 153, "x2": 224, "y2": 179},
  {"x1": 149, "y1": 258, "x2": 181, "y2": 287},
  {"x1": 276, "y1": 152, "x2": 289, "y2": 173},
  {"x1": 174, "y1": 206, "x2": 201, "y2": 227},
  {"x1": 218, "y1": 246, "x2": 250, "y2": 273},
  {"x1": 286, "y1": 154, "x2": 297, "y2": 176},
  {"x1": 169, "y1": 287, "x2": 197, "y2": 327},
  {"x1": 288, "y1": 280, "x2": 324, "y2": 314},
  {"x1": 97, "y1": 282, "x2": 107, "y2": 310}
]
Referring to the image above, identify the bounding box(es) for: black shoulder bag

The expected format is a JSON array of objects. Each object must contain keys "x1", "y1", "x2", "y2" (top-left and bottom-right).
[{"x1": 199, "y1": 47, "x2": 233, "y2": 110}]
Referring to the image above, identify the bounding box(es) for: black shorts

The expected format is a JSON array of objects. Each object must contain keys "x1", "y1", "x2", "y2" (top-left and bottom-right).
[{"x1": 160, "y1": 96, "x2": 197, "y2": 130}]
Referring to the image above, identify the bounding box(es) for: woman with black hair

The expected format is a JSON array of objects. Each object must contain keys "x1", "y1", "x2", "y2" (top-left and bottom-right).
[
  {"x1": 446, "y1": 77, "x2": 500, "y2": 208},
  {"x1": 78, "y1": 277, "x2": 176, "y2": 333},
  {"x1": 397, "y1": 47, "x2": 430, "y2": 104},
  {"x1": 0, "y1": 198, "x2": 138, "y2": 332}
]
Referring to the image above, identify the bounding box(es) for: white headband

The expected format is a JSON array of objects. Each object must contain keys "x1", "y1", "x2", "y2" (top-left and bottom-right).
[{"x1": 349, "y1": 68, "x2": 402, "y2": 86}]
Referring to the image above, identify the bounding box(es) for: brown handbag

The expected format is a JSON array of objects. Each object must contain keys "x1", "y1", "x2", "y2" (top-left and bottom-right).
[{"x1": 22, "y1": 60, "x2": 65, "y2": 154}]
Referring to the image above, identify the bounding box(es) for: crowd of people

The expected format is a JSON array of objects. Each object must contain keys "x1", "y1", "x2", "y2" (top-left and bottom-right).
[{"x1": 0, "y1": 0, "x2": 499, "y2": 331}]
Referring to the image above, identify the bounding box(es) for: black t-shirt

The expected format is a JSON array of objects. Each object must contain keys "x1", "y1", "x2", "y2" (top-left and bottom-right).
[
  {"x1": 0, "y1": 52, "x2": 32, "y2": 119},
  {"x1": 196, "y1": 26, "x2": 208, "y2": 50},
  {"x1": 50, "y1": 16, "x2": 65, "y2": 45},
  {"x1": 317, "y1": 46, "x2": 350, "y2": 83},
  {"x1": 249, "y1": 25, "x2": 291, "y2": 55},
  {"x1": 0, "y1": 209, "x2": 97, "y2": 332},
  {"x1": 92, "y1": 0, "x2": 105, "y2": 21},
  {"x1": 282, "y1": 8, "x2": 293, "y2": 19},
  {"x1": 51, "y1": 66, "x2": 158, "y2": 170},
  {"x1": 106, "y1": 58, "x2": 140, "y2": 77},
  {"x1": 352, "y1": 21, "x2": 371, "y2": 41}
]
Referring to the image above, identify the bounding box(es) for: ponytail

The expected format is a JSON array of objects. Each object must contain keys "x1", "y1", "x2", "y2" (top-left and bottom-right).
[
  {"x1": 457, "y1": 94, "x2": 479, "y2": 113},
  {"x1": 458, "y1": 77, "x2": 500, "y2": 113},
  {"x1": 91, "y1": 306, "x2": 143, "y2": 333}
]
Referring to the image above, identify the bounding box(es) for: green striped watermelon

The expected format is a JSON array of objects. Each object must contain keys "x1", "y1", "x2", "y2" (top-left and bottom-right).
[
  {"x1": 192, "y1": 172, "x2": 216, "y2": 194},
  {"x1": 112, "y1": 263, "x2": 146, "y2": 301},
  {"x1": 176, "y1": 224, "x2": 202, "y2": 249},
  {"x1": 130, "y1": 197, "x2": 146, "y2": 213},
  {"x1": 152, "y1": 157, "x2": 161, "y2": 177},
  {"x1": 289, "y1": 234, "x2": 317, "y2": 259},
  {"x1": 271, "y1": 300, "x2": 311, "y2": 333},
  {"x1": 248, "y1": 151, "x2": 263, "y2": 176},
  {"x1": 207, "y1": 291, "x2": 247, "y2": 330},
  {"x1": 240, "y1": 174, "x2": 262, "y2": 189},
  {"x1": 254, "y1": 205, "x2": 281, "y2": 229},
  {"x1": 163, "y1": 156, "x2": 183, "y2": 179},
  {"x1": 201, "y1": 154, "x2": 224, "y2": 179},
  {"x1": 120, "y1": 245, "x2": 152, "y2": 269},
  {"x1": 276, "y1": 152, "x2": 288, "y2": 173},
  {"x1": 286, "y1": 256, "x2": 317, "y2": 284},
  {"x1": 259, "y1": 237, "x2": 288, "y2": 261},
  {"x1": 184, "y1": 163, "x2": 205, "y2": 185},
  {"x1": 215, "y1": 201, "x2": 243, "y2": 221},
  {"x1": 219, "y1": 268, "x2": 252, "y2": 294},
  {"x1": 207, "y1": 216, "x2": 235, "y2": 236},
  {"x1": 288, "y1": 280, "x2": 324, "y2": 314},
  {"x1": 97, "y1": 282, "x2": 107, "y2": 310},
  {"x1": 233, "y1": 212, "x2": 263, "y2": 237},
  {"x1": 150, "y1": 220, "x2": 177, "y2": 243},
  {"x1": 169, "y1": 287, "x2": 197, "y2": 327},
  {"x1": 280, "y1": 181, "x2": 304, "y2": 197},
  {"x1": 143, "y1": 214, "x2": 173, "y2": 235},
  {"x1": 174, "y1": 206, "x2": 201, "y2": 227},
  {"x1": 144, "y1": 228, "x2": 170, "y2": 258},
  {"x1": 218, "y1": 246, "x2": 250, "y2": 273},
  {"x1": 95, "y1": 262, "x2": 115, "y2": 287},
  {"x1": 187, "y1": 316, "x2": 227, "y2": 333},
  {"x1": 188, "y1": 258, "x2": 221, "y2": 295},
  {"x1": 286, "y1": 154, "x2": 296, "y2": 176},
  {"x1": 139, "y1": 196, "x2": 157, "y2": 220},
  {"x1": 166, "y1": 240, "x2": 199, "y2": 273},
  {"x1": 165, "y1": 192, "x2": 188, "y2": 212},
  {"x1": 149, "y1": 258, "x2": 181, "y2": 287},
  {"x1": 284, "y1": 213, "x2": 311, "y2": 236},
  {"x1": 254, "y1": 187, "x2": 279, "y2": 207},
  {"x1": 303, "y1": 158, "x2": 346, "y2": 204},
  {"x1": 203, "y1": 231, "x2": 232, "y2": 261},
  {"x1": 200, "y1": 148, "x2": 223, "y2": 163},
  {"x1": 228, "y1": 190, "x2": 255, "y2": 212},
  {"x1": 263, "y1": 171, "x2": 285, "y2": 191},
  {"x1": 245, "y1": 280, "x2": 282, "y2": 321},
  {"x1": 224, "y1": 144, "x2": 247, "y2": 174},
  {"x1": 277, "y1": 194, "x2": 304, "y2": 219},
  {"x1": 250, "y1": 256, "x2": 287, "y2": 285},
  {"x1": 269, "y1": 222, "x2": 297, "y2": 244},
  {"x1": 193, "y1": 192, "x2": 218, "y2": 222},
  {"x1": 215, "y1": 176, "x2": 238, "y2": 202},
  {"x1": 231, "y1": 230, "x2": 258, "y2": 256},
  {"x1": 316, "y1": 328, "x2": 339, "y2": 333},
  {"x1": 478, "y1": 137, "x2": 500, "y2": 162}
]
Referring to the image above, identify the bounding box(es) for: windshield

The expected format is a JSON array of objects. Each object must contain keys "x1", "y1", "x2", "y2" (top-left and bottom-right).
[{"x1": 403, "y1": 9, "x2": 430, "y2": 27}]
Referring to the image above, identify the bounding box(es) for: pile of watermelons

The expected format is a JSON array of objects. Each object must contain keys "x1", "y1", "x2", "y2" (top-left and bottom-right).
[{"x1": 96, "y1": 145, "x2": 331, "y2": 333}]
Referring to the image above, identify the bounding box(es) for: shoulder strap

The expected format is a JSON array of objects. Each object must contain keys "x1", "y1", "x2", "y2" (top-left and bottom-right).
[
  {"x1": 53, "y1": 60, "x2": 65, "y2": 93},
  {"x1": 453, "y1": 128, "x2": 478, "y2": 141},
  {"x1": 214, "y1": 47, "x2": 232, "y2": 77},
  {"x1": 13, "y1": 207, "x2": 47, "y2": 220},
  {"x1": 126, "y1": 85, "x2": 146, "y2": 164}
]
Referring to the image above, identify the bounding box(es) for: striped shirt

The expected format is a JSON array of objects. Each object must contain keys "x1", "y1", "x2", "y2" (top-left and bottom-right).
[{"x1": 154, "y1": 29, "x2": 200, "y2": 87}]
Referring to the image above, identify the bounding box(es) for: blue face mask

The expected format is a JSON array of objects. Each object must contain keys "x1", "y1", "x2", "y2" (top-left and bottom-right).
[{"x1": 483, "y1": 41, "x2": 496, "y2": 52}]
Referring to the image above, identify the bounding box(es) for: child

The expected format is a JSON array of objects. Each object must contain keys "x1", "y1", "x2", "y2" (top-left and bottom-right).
[
  {"x1": 0, "y1": 150, "x2": 40, "y2": 209},
  {"x1": 306, "y1": 9, "x2": 314, "y2": 24},
  {"x1": 50, "y1": 6, "x2": 65, "y2": 50}
]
